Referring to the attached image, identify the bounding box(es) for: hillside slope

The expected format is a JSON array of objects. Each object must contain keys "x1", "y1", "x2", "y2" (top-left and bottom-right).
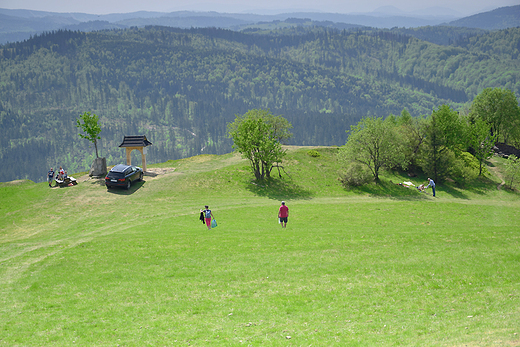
[{"x1": 1, "y1": 148, "x2": 519, "y2": 346}]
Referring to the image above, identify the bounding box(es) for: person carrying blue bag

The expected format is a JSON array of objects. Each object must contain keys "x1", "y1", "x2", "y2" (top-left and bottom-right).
[{"x1": 201, "y1": 205, "x2": 215, "y2": 230}]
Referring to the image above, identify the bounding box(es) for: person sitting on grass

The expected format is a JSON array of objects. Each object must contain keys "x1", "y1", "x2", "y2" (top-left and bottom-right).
[{"x1": 57, "y1": 167, "x2": 65, "y2": 181}]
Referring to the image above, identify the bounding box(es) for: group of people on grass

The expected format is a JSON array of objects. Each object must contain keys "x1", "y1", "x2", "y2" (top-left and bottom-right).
[
  {"x1": 47, "y1": 167, "x2": 68, "y2": 187},
  {"x1": 399, "y1": 178, "x2": 436, "y2": 197},
  {"x1": 416, "y1": 178, "x2": 436, "y2": 197},
  {"x1": 200, "y1": 201, "x2": 290, "y2": 230}
]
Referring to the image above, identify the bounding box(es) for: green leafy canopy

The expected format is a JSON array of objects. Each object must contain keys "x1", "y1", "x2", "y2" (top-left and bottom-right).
[
  {"x1": 227, "y1": 109, "x2": 292, "y2": 180},
  {"x1": 76, "y1": 111, "x2": 102, "y2": 158}
]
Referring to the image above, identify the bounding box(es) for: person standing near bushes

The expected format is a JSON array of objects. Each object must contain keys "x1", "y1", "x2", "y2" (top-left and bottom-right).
[
  {"x1": 426, "y1": 178, "x2": 436, "y2": 197},
  {"x1": 202, "y1": 205, "x2": 214, "y2": 230},
  {"x1": 278, "y1": 201, "x2": 289, "y2": 228}
]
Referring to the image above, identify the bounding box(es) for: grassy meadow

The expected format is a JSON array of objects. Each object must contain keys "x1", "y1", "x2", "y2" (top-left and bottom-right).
[{"x1": 1, "y1": 147, "x2": 519, "y2": 346}]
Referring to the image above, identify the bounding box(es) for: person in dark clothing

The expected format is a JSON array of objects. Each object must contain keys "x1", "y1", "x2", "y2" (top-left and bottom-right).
[
  {"x1": 199, "y1": 210, "x2": 205, "y2": 224},
  {"x1": 47, "y1": 168, "x2": 55, "y2": 187}
]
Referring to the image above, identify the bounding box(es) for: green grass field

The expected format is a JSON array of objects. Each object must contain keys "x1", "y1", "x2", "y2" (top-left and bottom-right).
[{"x1": 1, "y1": 147, "x2": 519, "y2": 346}]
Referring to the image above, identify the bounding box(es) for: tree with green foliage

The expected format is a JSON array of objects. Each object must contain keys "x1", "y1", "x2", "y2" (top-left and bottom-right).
[
  {"x1": 465, "y1": 116, "x2": 497, "y2": 176},
  {"x1": 76, "y1": 112, "x2": 102, "y2": 158},
  {"x1": 419, "y1": 105, "x2": 464, "y2": 182},
  {"x1": 340, "y1": 116, "x2": 407, "y2": 182},
  {"x1": 504, "y1": 155, "x2": 520, "y2": 190},
  {"x1": 227, "y1": 109, "x2": 292, "y2": 180},
  {"x1": 469, "y1": 88, "x2": 520, "y2": 144},
  {"x1": 390, "y1": 108, "x2": 428, "y2": 175}
]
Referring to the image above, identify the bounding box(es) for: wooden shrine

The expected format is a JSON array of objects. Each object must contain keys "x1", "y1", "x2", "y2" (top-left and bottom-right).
[{"x1": 119, "y1": 135, "x2": 152, "y2": 172}]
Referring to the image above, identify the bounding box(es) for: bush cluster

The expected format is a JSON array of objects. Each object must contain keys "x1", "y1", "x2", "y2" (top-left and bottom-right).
[
  {"x1": 307, "y1": 149, "x2": 321, "y2": 157},
  {"x1": 338, "y1": 163, "x2": 372, "y2": 188}
]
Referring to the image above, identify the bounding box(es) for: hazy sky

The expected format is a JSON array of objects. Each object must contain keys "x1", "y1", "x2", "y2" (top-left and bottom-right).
[{"x1": 0, "y1": 0, "x2": 518, "y2": 16}]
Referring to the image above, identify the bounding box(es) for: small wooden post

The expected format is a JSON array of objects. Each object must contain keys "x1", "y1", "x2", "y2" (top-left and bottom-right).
[{"x1": 125, "y1": 147, "x2": 147, "y2": 171}]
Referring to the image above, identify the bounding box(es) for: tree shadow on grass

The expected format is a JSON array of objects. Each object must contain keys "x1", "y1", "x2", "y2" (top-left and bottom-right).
[
  {"x1": 352, "y1": 174, "x2": 510, "y2": 200},
  {"x1": 443, "y1": 174, "x2": 510, "y2": 198},
  {"x1": 353, "y1": 180, "x2": 433, "y2": 200},
  {"x1": 245, "y1": 177, "x2": 313, "y2": 201},
  {"x1": 437, "y1": 184, "x2": 470, "y2": 199}
]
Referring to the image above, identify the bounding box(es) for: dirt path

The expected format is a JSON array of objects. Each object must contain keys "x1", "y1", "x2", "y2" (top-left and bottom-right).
[
  {"x1": 489, "y1": 158, "x2": 505, "y2": 190},
  {"x1": 75, "y1": 167, "x2": 177, "y2": 184}
]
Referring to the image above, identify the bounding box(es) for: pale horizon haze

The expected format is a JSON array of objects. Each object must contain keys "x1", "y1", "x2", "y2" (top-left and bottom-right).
[{"x1": 1, "y1": 0, "x2": 519, "y2": 17}]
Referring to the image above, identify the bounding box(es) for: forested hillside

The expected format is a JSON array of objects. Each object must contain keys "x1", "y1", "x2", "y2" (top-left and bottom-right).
[{"x1": 1, "y1": 26, "x2": 519, "y2": 183}]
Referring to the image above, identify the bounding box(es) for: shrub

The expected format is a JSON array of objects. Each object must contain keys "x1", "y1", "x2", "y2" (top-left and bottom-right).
[
  {"x1": 449, "y1": 151, "x2": 481, "y2": 185},
  {"x1": 338, "y1": 162, "x2": 372, "y2": 187},
  {"x1": 504, "y1": 155, "x2": 520, "y2": 190},
  {"x1": 307, "y1": 149, "x2": 321, "y2": 157}
]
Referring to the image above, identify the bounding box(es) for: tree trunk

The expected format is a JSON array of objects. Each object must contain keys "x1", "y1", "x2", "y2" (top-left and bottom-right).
[
  {"x1": 253, "y1": 161, "x2": 262, "y2": 180},
  {"x1": 94, "y1": 139, "x2": 99, "y2": 158}
]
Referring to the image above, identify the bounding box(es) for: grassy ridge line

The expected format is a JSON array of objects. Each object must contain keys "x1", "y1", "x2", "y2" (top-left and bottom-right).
[{"x1": 1, "y1": 147, "x2": 520, "y2": 346}]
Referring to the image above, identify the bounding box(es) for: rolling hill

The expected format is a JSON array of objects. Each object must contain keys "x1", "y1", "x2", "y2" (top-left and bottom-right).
[
  {"x1": 1, "y1": 5, "x2": 519, "y2": 44},
  {"x1": 1, "y1": 147, "x2": 519, "y2": 345},
  {"x1": 448, "y1": 5, "x2": 520, "y2": 30}
]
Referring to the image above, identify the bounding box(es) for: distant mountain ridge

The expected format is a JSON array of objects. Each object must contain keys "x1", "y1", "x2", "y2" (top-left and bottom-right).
[
  {"x1": 0, "y1": 5, "x2": 519, "y2": 44},
  {"x1": 371, "y1": 5, "x2": 462, "y2": 18},
  {"x1": 448, "y1": 5, "x2": 520, "y2": 30}
]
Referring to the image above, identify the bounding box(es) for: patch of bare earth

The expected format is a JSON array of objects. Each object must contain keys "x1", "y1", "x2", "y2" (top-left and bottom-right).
[
  {"x1": 143, "y1": 168, "x2": 176, "y2": 178},
  {"x1": 489, "y1": 158, "x2": 505, "y2": 190},
  {"x1": 1, "y1": 179, "x2": 33, "y2": 186},
  {"x1": 75, "y1": 168, "x2": 177, "y2": 183}
]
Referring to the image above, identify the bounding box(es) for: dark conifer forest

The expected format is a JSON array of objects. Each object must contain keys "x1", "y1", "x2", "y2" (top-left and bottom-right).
[{"x1": 1, "y1": 26, "x2": 519, "y2": 182}]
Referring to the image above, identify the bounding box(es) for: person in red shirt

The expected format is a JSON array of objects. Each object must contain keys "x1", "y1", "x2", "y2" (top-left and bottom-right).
[{"x1": 278, "y1": 201, "x2": 289, "y2": 228}]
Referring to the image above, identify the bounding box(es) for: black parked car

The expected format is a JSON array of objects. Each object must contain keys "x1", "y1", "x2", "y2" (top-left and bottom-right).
[{"x1": 105, "y1": 164, "x2": 143, "y2": 190}]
